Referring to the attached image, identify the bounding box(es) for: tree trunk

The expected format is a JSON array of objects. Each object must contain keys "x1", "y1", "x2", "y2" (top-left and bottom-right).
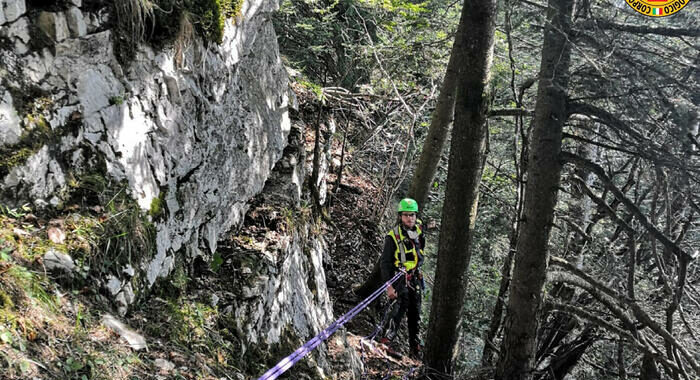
[
  {"x1": 494, "y1": 0, "x2": 575, "y2": 376},
  {"x1": 641, "y1": 353, "x2": 662, "y2": 380},
  {"x1": 422, "y1": 0, "x2": 497, "y2": 375},
  {"x1": 406, "y1": 12, "x2": 465, "y2": 209},
  {"x1": 531, "y1": 130, "x2": 599, "y2": 378},
  {"x1": 311, "y1": 103, "x2": 324, "y2": 216}
]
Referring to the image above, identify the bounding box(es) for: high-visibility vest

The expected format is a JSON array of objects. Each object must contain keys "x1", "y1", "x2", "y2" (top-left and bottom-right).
[{"x1": 387, "y1": 225, "x2": 423, "y2": 271}]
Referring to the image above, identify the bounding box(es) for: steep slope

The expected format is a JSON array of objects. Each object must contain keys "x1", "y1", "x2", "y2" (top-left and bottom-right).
[{"x1": 0, "y1": 1, "x2": 363, "y2": 379}]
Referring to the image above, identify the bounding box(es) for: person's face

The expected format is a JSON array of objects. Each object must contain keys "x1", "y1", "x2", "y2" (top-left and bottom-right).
[{"x1": 400, "y1": 212, "x2": 417, "y2": 229}]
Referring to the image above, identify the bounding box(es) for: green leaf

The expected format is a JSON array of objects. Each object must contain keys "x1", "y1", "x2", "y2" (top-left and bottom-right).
[
  {"x1": 0, "y1": 249, "x2": 11, "y2": 262},
  {"x1": 0, "y1": 331, "x2": 12, "y2": 344},
  {"x1": 66, "y1": 357, "x2": 84, "y2": 371},
  {"x1": 19, "y1": 360, "x2": 31, "y2": 374}
]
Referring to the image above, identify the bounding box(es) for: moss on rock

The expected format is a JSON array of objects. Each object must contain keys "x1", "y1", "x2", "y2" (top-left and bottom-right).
[
  {"x1": 0, "y1": 97, "x2": 55, "y2": 178},
  {"x1": 116, "y1": 0, "x2": 247, "y2": 61}
]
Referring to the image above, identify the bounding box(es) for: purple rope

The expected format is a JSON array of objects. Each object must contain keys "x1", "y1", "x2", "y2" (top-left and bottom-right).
[
  {"x1": 257, "y1": 271, "x2": 404, "y2": 380},
  {"x1": 402, "y1": 367, "x2": 418, "y2": 379}
]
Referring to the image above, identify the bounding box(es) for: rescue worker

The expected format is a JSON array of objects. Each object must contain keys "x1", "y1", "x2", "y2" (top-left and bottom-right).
[{"x1": 379, "y1": 198, "x2": 425, "y2": 359}]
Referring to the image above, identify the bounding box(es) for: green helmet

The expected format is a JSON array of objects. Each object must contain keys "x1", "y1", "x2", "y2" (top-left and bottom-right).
[{"x1": 397, "y1": 198, "x2": 419, "y2": 213}]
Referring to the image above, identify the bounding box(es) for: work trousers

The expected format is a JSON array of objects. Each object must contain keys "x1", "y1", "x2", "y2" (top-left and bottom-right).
[{"x1": 386, "y1": 274, "x2": 421, "y2": 347}]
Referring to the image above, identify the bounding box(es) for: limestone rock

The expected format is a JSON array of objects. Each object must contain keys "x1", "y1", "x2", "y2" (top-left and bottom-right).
[
  {"x1": 114, "y1": 292, "x2": 128, "y2": 317},
  {"x1": 123, "y1": 264, "x2": 135, "y2": 277},
  {"x1": 121, "y1": 282, "x2": 135, "y2": 305},
  {"x1": 0, "y1": 90, "x2": 21, "y2": 147},
  {"x1": 43, "y1": 249, "x2": 76, "y2": 274},
  {"x1": 3, "y1": 16, "x2": 29, "y2": 54},
  {"x1": 101, "y1": 314, "x2": 147, "y2": 351},
  {"x1": 260, "y1": 125, "x2": 304, "y2": 207},
  {"x1": 2, "y1": 0, "x2": 26, "y2": 24},
  {"x1": 65, "y1": 7, "x2": 87, "y2": 37},
  {"x1": 3, "y1": 146, "x2": 66, "y2": 202},
  {"x1": 154, "y1": 358, "x2": 175, "y2": 373},
  {"x1": 22, "y1": 49, "x2": 53, "y2": 82},
  {"x1": 37, "y1": 11, "x2": 69, "y2": 42},
  {"x1": 106, "y1": 275, "x2": 121, "y2": 296},
  {"x1": 230, "y1": 225, "x2": 335, "y2": 374},
  {"x1": 0, "y1": 3, "x2": 357, "y2": 377}
]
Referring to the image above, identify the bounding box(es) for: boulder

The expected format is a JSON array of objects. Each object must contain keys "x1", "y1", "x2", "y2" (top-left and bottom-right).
[
  {"x1": 0, "y1": 91, "x2": 21, "y2": 147},
  {"x1": 101, "y1": 314, "x2": 147, "y2": 351},
  {"x1": 2, "y1": 0, "x2": 26, "y2": 24},
  {"x1": 43, "y1": 249, "x2": 76, "y2": 274},
  {"x1": 37, "y1": 11, "x2": 69, "y2": 42},
  {"x1": 65, "y1": 7, "x2": 87, "y2": 38}
]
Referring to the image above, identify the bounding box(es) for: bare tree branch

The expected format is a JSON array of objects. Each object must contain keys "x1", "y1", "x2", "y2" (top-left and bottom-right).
[
  {"x1": 583, "y1": 19, "x2": 700, "y2": 37},
  {"x1": 551, "y1": 257, "x2": 700, "y2": 376},
  {"x1": 488, "y1": 108, "x2": 534, "y2": 117},
  {"x1": 547, "y1": 302, "x2": 682, "y2": 373},
  {"x1": 562, "y1": 152, "x2": 694, "y2": 261},
  {"x1": 571, "y1": 175, "x2": 635, "y2": 234}
]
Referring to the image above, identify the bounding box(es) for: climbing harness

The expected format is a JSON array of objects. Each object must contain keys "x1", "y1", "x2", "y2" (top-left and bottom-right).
[
  {"x1": 388, "y1": 225, "x2": 423, "y2": 271},
  {"x1": 257, "y1": 270, "x2": 404, "y2": 380}
]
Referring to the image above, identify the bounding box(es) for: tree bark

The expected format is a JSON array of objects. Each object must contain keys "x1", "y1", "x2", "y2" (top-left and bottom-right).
[
  {"x1": 641, "y1": 353, "x2": 662, "y2": 380},
  {"x1": 422, "y1": 0, "x2": 497, "y2": 374},
  {"x1": 494, "y1": 0, "x2": 575, "y2": 376}
]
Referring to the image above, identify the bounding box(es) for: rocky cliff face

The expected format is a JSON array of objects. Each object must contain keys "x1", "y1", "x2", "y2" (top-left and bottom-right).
[
  {"x1": 1, "y1": 0, "x2": 290, "y2": 290},
  {"x1": 0, "y1": 1, "x2": 358, "y2": 377}
]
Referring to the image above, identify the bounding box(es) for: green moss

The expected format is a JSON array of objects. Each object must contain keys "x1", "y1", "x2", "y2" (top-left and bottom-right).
[
  {"x1": 193, "y1": 0, "x2": 226, "y2": 43},
  {"x1": 108, "y1": 95, "x2": 124, "y2": 106},
  {"x1": 26, "y1": 114, "x2": 50, "y2": 134},
  {"x1": 0, "y1": 148, "x2": 34, "y2": 172},
  {"x1": 167, "y1": 298, "x2": 217, "y2": 345},
  {"x1": 127, "y1": 0, "x2": 246, "y2": 49},
  {"x1": 0, "y1": 290, "x2": 13, "y2": 310},
  {"x1": 0, "y1": 98, "x2": 56, "y2": 177},
  {"x1": 221, "y1": 0, "x2": 244, "y2": 19},
  {"x1": 148, "y1": 190, "x2": 167, "y2": 220},
  {"x1": 148, "y1": 197, "x2": 161, "y2": 217},
  {"x1": 179, "y1": 0, "x2": 246, "y2": 43}
]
